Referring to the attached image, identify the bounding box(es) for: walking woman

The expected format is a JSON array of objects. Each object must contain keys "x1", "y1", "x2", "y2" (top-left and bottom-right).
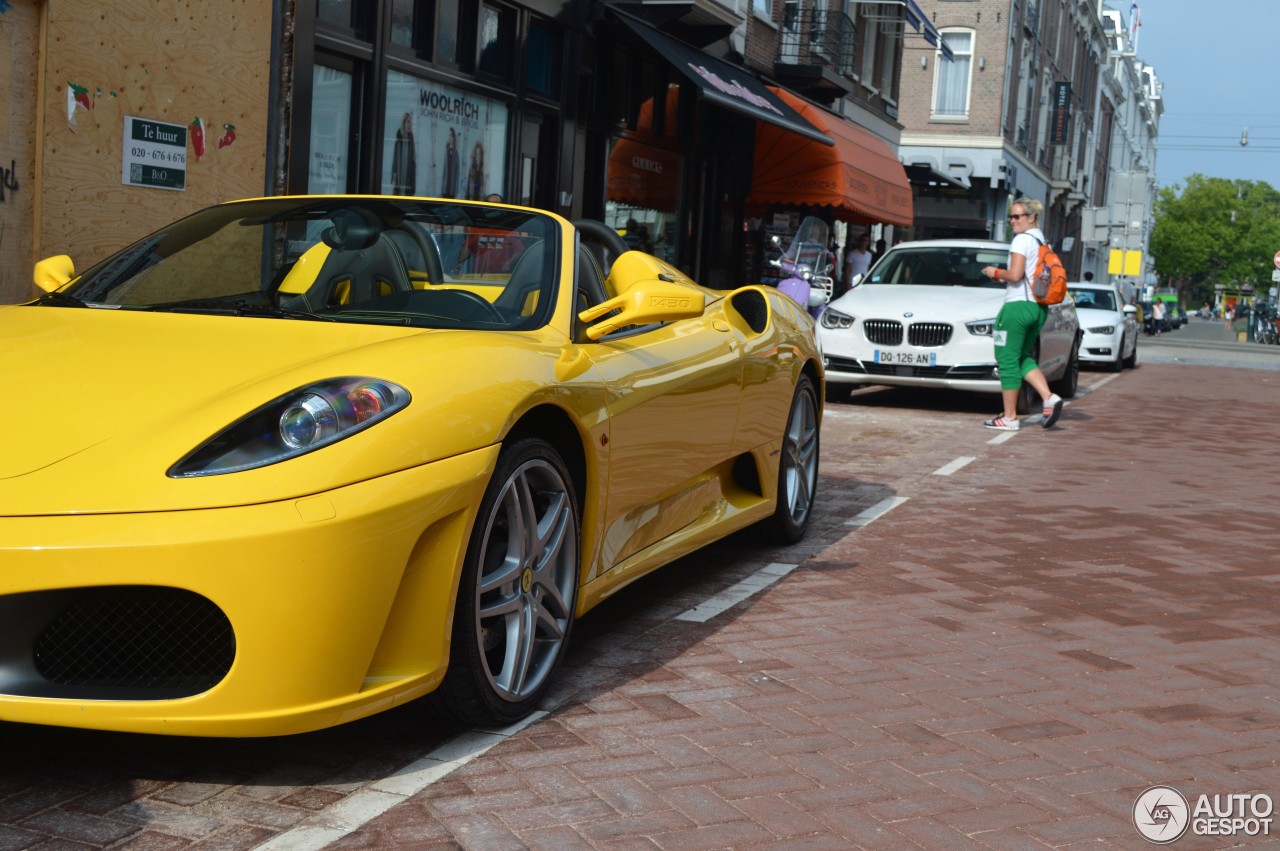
[{"x1": 979, "y1": 197, "x2": 1064, "y2": 431}]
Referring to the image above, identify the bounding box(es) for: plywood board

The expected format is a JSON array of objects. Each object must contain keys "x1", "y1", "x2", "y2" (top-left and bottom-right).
[
  {"x1": 40, "y1": 0, "x2": 272, "y2": 272},
  {"x1": 0, "y1": 0, "x2": 40, "y2": 303}
]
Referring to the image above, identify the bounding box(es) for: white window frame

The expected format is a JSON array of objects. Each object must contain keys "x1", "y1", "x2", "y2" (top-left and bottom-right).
[{"x1": 931, "y1": 28, "x2": 974, "y2": 121}]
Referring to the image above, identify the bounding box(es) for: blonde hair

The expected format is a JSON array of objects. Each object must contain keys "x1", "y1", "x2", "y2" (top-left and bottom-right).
[{"x1": 1011, "y1": 197, "x2": 1043, "y2": 223}]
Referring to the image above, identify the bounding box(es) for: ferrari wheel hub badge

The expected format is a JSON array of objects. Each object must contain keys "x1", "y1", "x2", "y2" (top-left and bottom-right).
[{"x1": 521, "y1": 568, "x2": 533, "y2": 593}]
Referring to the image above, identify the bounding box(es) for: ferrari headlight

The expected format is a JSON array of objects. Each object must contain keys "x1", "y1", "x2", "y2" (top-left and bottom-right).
[
  {"x1": 966, "y1": 319, "x2": 995, "y2": 336},
  {"x1": 1088, "y1": 325, "x2": 1116, "y2": 335},
  {"x1": 821, "y1": 308, "x2": 855, "y2": 330},
  {"x1": 169, "y1": 377, "x2": 410, "y2": 477}
]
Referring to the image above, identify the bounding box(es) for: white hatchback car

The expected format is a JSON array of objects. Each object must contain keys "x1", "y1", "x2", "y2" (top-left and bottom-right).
[
  {"x1": 1067, "y1": 282, "x2": 1138, "y2": 371},
  {"x1": 819, "y1": 239, "x2": 1080, "y2": 414}
]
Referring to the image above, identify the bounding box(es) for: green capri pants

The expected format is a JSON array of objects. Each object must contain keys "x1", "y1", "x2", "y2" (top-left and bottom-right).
[{"x1": 994, "y1": 300, "x2": 1048, "y2": 391}]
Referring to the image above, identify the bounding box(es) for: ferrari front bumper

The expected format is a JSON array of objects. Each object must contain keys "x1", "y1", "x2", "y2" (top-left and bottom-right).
[{"x1": 0, "y1": 446, "x2": 498, "y2": 737}]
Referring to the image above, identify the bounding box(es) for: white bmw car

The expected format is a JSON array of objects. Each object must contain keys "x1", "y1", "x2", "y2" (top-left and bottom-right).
[
  {"x1": 819, "y1": 239, "x2": 1080, "y2": 414},
  {"x1": 1068, "y1": 282, "x2": 1139, "y2": 370}
]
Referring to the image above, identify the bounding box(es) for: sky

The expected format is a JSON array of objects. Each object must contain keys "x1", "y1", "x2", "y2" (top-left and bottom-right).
[{"x1": 1125, "y1": 0, "x2": 1280, "y2": 193}]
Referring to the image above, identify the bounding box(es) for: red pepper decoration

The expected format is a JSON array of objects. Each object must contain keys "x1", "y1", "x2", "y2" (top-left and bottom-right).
[
  {"x1": 190, "y1": 117, "x2": 206, "y2": 160},
  {"x1": 70, "y1": 83, "x2": 93, "y2": 111},
  {"x1": 217, "y1": 124, "x2": 236, "y2": 150}
]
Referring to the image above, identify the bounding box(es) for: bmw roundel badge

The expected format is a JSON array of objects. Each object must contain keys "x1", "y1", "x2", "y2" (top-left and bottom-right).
[{"x1": 903, "y1": 311, "x2": 914, "y2": 318}]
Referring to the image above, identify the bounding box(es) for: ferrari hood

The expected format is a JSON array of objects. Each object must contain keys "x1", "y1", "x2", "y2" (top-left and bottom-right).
[
  {"x1": 0, "y1": 306, "x2": 565, "y2": 516},
  {"x1": 832, "y1": 284, "x2": 1006, "y2": 322},
  {"x1": 0, "y1": 306, "x2": 419, "y2": 479}
]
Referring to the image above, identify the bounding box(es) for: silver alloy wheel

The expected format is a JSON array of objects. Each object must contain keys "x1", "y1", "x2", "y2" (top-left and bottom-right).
[
  {"x1": 780, "y1": 384, "x2": 819, "y2": 525},
  {"x1": 473, "y1": 457, "x2": 577, "y2": 704}
]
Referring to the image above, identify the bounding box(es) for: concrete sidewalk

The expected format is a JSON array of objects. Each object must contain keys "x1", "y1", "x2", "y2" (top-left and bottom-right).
[{"x1": 309, "y1": 361, "x2": 1280, "y2": 849}]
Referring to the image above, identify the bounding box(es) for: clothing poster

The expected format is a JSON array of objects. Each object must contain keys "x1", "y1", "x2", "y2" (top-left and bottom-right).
[{"x1": 383, "y1": 70, "x2": 509, "y2": 199}]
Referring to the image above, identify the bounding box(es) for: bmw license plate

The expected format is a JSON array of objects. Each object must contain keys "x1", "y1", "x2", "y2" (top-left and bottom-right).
[{"x1": 874, "y1": 349, "x2": 936, "y2": 366}]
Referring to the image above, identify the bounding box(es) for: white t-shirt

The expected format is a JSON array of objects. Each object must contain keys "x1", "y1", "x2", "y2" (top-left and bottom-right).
[
  {"x1": 845, "y1": 248, "x2": 873, "y2": 282},
  {"x1": 1004, "y1": 228, "x2": 1045, "y2": 303}
]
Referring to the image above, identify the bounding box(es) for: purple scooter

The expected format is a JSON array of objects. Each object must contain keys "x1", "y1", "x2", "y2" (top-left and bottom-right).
[{"x1": 770, "y1": 216, "x2": 833, "y2": 320}]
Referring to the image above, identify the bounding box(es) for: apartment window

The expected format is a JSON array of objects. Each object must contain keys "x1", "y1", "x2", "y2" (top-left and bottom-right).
[
  {"x1": 478, "y1": 4, "x2": 516, "y2": 80},
  {"x1": 859, "y1": 9, "x2": 878, "y2": 83},
  {"x1": 753, "y1": 0, "x2": 772, "y2": 20},
  {"x1": 525, "y1": 17, "x2": 558, "y2": 96},
  {"x1": 437, "y1": 0, "x2": 459, "y2": 64},
  {"x1": 932, "y1": 30, "x2": 973, "y2": 118}
]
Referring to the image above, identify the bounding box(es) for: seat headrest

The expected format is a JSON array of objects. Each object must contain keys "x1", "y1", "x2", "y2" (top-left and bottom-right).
[{"x1": 322, "y1": 208, "x2": 383, "y2": 251}]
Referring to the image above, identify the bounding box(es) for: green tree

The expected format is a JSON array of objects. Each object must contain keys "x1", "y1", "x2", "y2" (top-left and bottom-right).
[{"x1": 1151, "y1": 175, "x2": 1280, "y2": 304}]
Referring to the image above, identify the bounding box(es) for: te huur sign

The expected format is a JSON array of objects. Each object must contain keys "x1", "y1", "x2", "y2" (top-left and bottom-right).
[{"x1": 122, "y1": 116, "x2": 188, "y2": 191}]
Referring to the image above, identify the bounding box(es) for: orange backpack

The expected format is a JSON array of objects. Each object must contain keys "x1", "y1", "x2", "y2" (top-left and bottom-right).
[{"x1": 1028, "y1": 236, "x2": 1068, "y2": 305}]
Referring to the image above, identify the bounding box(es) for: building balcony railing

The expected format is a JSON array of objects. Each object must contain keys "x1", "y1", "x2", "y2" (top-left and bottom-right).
[
  {"x1": 772, "y1": 6, "x2": 857, "y2": 104},
  {"x1": 776, "y1": 7, "x2": 856, "y2": 80}
]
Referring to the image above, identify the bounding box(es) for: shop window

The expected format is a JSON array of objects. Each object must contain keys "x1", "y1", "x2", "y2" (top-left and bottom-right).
[
  {"x1": 381, "y1": 69, "x2": 510, "y2": 200},
  {"x1": 309, "y1": 64, "x2": 355, "y2": 193},
  {"x1": 605, "y1": 85, "x2": 683, "y2": 266},
  {"x1": 932, "y1": 29, "x2": 973, "y2": 119},
  {"x1": 525, "y1": 18, "x2": 558, "y2": 97},
  {"x1": 478, "y1": 4, "x2": 516, "y2": 80}
]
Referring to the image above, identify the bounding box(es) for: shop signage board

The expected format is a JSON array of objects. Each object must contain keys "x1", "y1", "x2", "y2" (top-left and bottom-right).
[{"x1": 122, "y1": 116, "x2": 187, "y2": 191}]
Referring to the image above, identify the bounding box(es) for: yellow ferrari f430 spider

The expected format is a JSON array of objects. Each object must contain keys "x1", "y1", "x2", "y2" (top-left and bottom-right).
[{"x1": 1, "y1": 196, "x2": 822, "y2": 736}]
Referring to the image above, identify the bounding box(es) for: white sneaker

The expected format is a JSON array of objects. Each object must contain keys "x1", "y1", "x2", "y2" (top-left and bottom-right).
[
  {"x1": 1042, "y1": 394, "x2": 1064, "y2": 428},
  {"x1": 983, "y1": 415, "x2": 1019, "y2": 431}
]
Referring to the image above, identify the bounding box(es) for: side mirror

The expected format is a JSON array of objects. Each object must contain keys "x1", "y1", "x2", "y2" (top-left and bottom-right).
[
  {"x1": 849, "y1": 273, "x2": 864, "y2": 288},
  {"x1": 579, "y1": 279, "x2": 705, "y2": 340},
  {"x1": 34, "y1": 255, "x2": 75, "y2": 293},
  {"x1": 1122, "y1": 304, "x2": 1137, "y2": 315}
]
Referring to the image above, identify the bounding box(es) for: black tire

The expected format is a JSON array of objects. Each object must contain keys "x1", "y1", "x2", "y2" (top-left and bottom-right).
[
  {"x1": 758, "y1": 375, "x2": 820, "y2": 544},
  {"x1": 1049, "y1": 335, "x2": 1080, "y2": 398},
  {"x1": 432, "y1": 437, "x2": 580, "y2": 726},
  {"x1": 1107, "y1": 352, "x2": 1123, "y2": 372}
]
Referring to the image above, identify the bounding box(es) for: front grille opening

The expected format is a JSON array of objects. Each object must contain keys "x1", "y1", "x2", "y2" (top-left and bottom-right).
[
  {"x1": 863, "y1": 320, "x2": 903, "y2": 346},
  {"x1": 907, "y1": 322, "x2": 953, "y2": 347},
  {"x1": 33, "y1": 587, "x2": 235, "y2": 695}
]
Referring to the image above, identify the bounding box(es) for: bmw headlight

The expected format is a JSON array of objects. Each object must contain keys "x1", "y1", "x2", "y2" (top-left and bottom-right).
[
  {"x1": 169, "y1": 377, "x2": 410, "y2": 477},
  {"x1": 820, "y1": 308, "x2": 855, "y2": 330},
  {"x1": 1088, "y1": 325, "x2": 1116, "y2": 335},
  {"x1": 966, "y1": 319, "x2": 996, "y2": 336}
]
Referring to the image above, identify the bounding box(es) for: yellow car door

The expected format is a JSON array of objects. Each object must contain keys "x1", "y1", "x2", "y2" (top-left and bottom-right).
[{"x1": 583, "y1": 312, "x2": 743, "y2": 570}]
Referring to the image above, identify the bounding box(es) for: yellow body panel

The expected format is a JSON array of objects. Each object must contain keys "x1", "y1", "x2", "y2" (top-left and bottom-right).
[{"x1": 1, "y1": 196, "x2": 822, "y2": 735}]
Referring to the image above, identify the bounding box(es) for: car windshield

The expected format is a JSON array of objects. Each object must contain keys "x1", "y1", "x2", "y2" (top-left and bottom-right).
[
  {"x1": 1068, "y1": 288, "x2": 1116, "y2": 310},
  {"x1": 866, "y1": 246, "x2": 1009, "y2": 289},
  {"x1": 48, "y1": 197, "x2": 560, "y2": 331}
]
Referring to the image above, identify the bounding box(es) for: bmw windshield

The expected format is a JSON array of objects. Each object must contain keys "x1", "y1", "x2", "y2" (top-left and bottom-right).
[{"x1": 867, "y1": 246, "x2": 1011, "y2": 289}]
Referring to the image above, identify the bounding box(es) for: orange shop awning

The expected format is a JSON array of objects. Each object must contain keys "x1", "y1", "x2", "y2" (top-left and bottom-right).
[{"x1": 748, "y1": 87, "x2": 914, "y2": 228}]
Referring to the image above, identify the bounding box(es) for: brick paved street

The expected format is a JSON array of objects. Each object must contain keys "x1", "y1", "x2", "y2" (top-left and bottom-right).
[
  {"x1": 318, "y1": 358, "x2": 1280, "y2": 849},
  {"x1": 2, "y1": 351, "x2": 1279, "y2": 849}
]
